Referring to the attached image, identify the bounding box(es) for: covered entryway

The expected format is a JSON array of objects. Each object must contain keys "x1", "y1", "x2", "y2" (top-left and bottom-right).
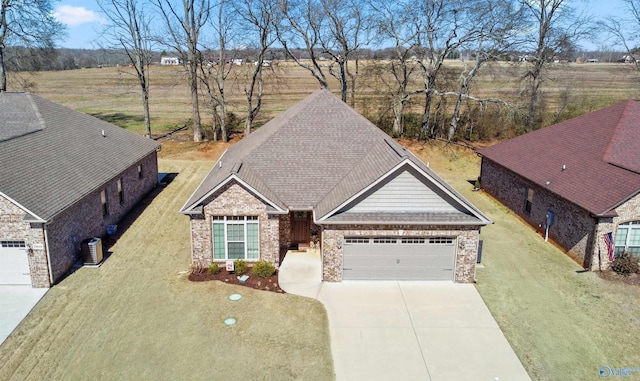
[
  {"x1": 0, "y1": 240, "x2": 32, "y2": 285},
  {"x1": 342, "y1": 237, "x2": 456, "y2": 280},
  {"x1": 291, "y1": 211, "x2": 311, "y2": 247}
]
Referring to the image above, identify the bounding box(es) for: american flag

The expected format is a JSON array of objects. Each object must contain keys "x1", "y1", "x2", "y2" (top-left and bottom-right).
[{"x1": 603, "y1": 232, "x2": 615, "y2": 262}]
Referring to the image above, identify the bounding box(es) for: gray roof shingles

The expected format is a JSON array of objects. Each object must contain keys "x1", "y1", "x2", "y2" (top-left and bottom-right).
[
  {"x1": 183, "y1": 89, "x2": 490, "y2": 225},
  {"x1": 480, "y1": 99, "x2": 640, "y2": 216},
  {"x1": 0, "y1": 93, "x2": 161, "y2": 220}
]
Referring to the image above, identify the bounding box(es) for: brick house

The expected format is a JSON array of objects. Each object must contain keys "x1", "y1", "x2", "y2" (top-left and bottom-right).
[
  {"x1": 180, "y1": 89, "x2": 491, "y2": 282},
  {"x1": 479, "y1": 100, "x2": 640, "y2": 270},
  {"x1": 0, "y1": 93, "x2": 160, "y2": 287}
]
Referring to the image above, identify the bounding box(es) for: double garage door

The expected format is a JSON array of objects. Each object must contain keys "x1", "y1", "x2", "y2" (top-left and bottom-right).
[
  {"x1": 0, "y1": 240, "x2": 31, "y2": 285},
  {"x1": 343, "y1": 237, "x2": 456, "y2": 280}
]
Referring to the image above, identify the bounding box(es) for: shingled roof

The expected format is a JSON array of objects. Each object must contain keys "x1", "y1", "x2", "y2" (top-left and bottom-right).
[
  {"x1": 181, "y1": 89, "x2": 490, "y2": 225},
  {"x1": 480, "y1": 99, "x2": 640, "y2": 217},
  {"x1": 0, "y1": 93, "x2": 161, "y2": 221}
]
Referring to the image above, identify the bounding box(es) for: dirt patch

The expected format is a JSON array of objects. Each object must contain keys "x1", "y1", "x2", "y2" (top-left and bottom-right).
[
  {"x1": 156, "y1": 135, "x2": 241, "y2": 161},
  {"x1": 597, "y1": 270, "x2": 640, "y2": 286},
  {"x1": 189, "y1": 267, "x2": 285, "y2": 293}
]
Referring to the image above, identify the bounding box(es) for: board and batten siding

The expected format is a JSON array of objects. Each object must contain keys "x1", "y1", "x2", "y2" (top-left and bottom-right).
[{"x1": 341, "y1": 168, "x2": 461, "y2": 213}]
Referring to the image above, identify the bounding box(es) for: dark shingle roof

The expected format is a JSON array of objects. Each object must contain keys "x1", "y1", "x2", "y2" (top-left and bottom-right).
[
  {"x1": 182, "y1": 89, "x2": 490, "y2": 225},
  {"x1": 0, "y1": 93, "x2": 161, "y2": 221},
  {"x1": 480, "y1": 100, "x2": 640, "y2": 216}
]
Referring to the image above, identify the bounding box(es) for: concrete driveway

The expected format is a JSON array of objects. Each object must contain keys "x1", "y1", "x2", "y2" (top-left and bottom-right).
[
  {"x1": 0, "y1": 285, "x2": 47, "y2": 346},
  {"x1": 280, "y1": 250, "x2": 531, "y2": 381}
]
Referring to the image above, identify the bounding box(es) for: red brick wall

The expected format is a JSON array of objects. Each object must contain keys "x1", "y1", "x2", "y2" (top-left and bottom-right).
[{"x1": 481, "y1": 157, "x2": 598, "y2": 268}]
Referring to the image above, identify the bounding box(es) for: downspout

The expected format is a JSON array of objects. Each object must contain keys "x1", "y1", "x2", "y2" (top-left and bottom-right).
[
  {"x1": 43, "y1": 224, "x2": 54, "y2": 286},
  {"x1": 189, "y1": 215, "x2": 195, "y2": 267}
]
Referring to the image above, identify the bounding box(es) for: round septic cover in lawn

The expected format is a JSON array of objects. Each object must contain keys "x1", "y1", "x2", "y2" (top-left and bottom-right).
[
  {"x1": 224, "y1": 317, "x2": 237, "y2": 325},
  {"x1": 228, "y1": 293, "x2": 242, "y2": 301}
]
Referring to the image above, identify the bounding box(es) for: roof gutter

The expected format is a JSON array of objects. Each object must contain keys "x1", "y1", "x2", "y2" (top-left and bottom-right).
[
  {"x1": 0, "y1": 191, "x2": 46, "y2": 223},
  {"x1": 316, "y1": 220, "x2": 491, "y2": 226}
]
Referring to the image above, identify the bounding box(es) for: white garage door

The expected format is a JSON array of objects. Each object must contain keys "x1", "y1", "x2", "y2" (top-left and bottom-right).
[
  {"x1": 0, "y1": 240, "x2": 31, "y2": 285},
  {"x1": 343, "y1": 237, "x2": 456, "y2": 280}
]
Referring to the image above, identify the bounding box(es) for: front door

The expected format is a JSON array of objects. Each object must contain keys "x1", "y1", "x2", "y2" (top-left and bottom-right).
[{"x1": 291, "y1": 211, "x2": 311, "y2": 245}]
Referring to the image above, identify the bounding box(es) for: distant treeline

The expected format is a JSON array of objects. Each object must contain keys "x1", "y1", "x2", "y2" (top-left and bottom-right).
[{"x1": 3, "y1": 46, "x2": 630, "y2": 72}]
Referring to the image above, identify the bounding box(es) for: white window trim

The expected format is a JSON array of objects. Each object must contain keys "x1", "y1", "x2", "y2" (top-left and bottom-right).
[
  {"x1": 212, "y1": 216, "x2": 259, "y2": 260},
  {"x1": 615, "y1": 221, "x2": 640, "y2": 256}
]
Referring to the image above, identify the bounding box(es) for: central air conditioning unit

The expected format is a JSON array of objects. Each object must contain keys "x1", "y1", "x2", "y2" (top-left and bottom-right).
[{"x1": 81, "y1": 237, "x2": 103, "y2": 265}]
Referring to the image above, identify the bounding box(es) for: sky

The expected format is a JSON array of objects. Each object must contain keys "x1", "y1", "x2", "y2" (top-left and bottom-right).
[
  {"x1": 53, "y1": 0, "x2": 629, "y2": 51},
  {"x1": 54, "y1": 1, "x2": 106, "y2": 49}
]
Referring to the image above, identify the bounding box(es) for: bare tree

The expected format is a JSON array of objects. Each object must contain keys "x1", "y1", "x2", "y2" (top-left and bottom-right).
[
  {"x1": 155, "y1": 0, "x2": 211, "y2": 142},
  {"x1": 198, "y1": 0, "x2": 236, "y2": 142},
  {"x1": 319, "y1": 0, "x2": 368, "y2": 104},
  {"x1": 413, "y1": 0, "x2": 486, "y2": 139},
  {"x1": 369, "y1": 0, "x2": 419, "y2": 135},
  {"x1": 601, "y1": 0, "x2": 640, "y2": 73},
  {"x1": 0, "y1": 0, "x2": 65, "y2": 91},
  {"x1": 520, "y1": 0, "x2": 591, "y2": 131},
  {"x1": 274, "y1": 0, "x2": 329, "y2": 89},
  {"x1": 446, "y1": 0, "x2": 524, "y2": 140},
  {"x1": 273, "y1": 0, "x2": 367, "y2": 104},
  {"x1": 98, "y1": 0, "x2": 154, "y2": 138},
  {"x1": 236, "y1": 0, "x2": 276, "y2": 135}
]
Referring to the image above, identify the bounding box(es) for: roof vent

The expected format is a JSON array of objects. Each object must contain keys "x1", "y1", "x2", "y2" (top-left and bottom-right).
[
  {"x1": 546, "y1": 181, "x2": 551, "y2": 186},
  {"x1": 562, "y1": 164, "x2": 566, "y2": 171},
  {"x1": 231, "y1": 162, "x2": 242, "y2": 174},
  {"x1": 101, "y1": 130, "x2": 105, "y2": 137}
]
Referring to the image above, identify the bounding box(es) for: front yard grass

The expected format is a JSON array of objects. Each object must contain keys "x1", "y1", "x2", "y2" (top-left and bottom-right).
[
  {"x1": 410, "y1": 141, "x2": 640, "y2": 381},
  {"x1": 0, "y1": 159, "x2": 333, "y2": 381}
]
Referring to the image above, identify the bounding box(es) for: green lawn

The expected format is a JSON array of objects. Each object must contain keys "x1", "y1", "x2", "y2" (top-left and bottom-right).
[
  {"x1": 0, "y1": 159, "x2": 334, "y2": 381},
  {"x1": 412, "y1": 142, "x2": 640, "y2": 381}
]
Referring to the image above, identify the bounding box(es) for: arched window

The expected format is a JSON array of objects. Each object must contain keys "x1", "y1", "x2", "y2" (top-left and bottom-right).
[{"x1": 614, "y1": 221, "x2": 640, "y2": 256}]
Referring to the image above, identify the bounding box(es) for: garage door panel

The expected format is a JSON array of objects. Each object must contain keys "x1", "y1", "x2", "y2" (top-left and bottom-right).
[
  {"x1": 344, "y1": 255, "x2": 397, "y2": 268},
  {"x1": 343, "y1": 238, "x2": 455, "y2": 281},
  {"x1": 396, "y1": 256, "x2": 453, "y2": 269},
  {"x1": 0, "y1": 242, "x2": 31, "y2": 285},
  {"x1": 401, "y1": 266, "x2": 453, "y2": 280},
  {"x1": 343, "y1": 266, "x2": 398, "y2": 280}
]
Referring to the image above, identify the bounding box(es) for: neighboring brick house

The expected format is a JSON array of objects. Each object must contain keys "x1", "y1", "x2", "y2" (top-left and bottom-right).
[
  {"x1": 479, "y1": 100, "x2": 640, "y2": 270},
  {"x1": 0, "y1": 93, "x2": 160, "y2": 287},
  {"x1": 181, "y1": 89, "x2": 491, "y2": 282}
]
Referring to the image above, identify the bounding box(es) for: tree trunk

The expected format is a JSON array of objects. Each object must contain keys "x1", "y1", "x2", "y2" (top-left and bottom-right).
[
  {"x1": 348, "y1": 56, "x2": 358, "y2": 108},
  {"x1": 135, "y1": 53, "x2": 152, "y2": 138},
  {"x1": 339, "y1": 59, "x2": 347, "y2": 102},
  {"x1": 0, "y1": 0, "x2": 6, "y2": 92},
  {"x1": 448, "y1": 93, "x2": 463, "y2": 141},
  {"x1": 0, "y1": 46, "x2": 5, "y2": 92},
  {"x1": 142, "y1": 85, "x2": 151, "y2": 138},
  {"x1": 420, "y1": 88, "x2": 434, "y2": 139},
  {"x1": 190, "y1": 73, "x2": 203, "y2": 141},
  {"x1": 392, "y1": 99, "x2": 404, "y2": 136}
]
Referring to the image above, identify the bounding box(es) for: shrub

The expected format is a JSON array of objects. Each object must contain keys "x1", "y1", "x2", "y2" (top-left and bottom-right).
[
  {"x1": 252, "y1": 261, "x2": 276, "y2": 278},
  {"x1": 610, "y1": 251, "x2": 639, "y2": 276},
  {"x1": 233, "y1": 259, "x2": 248, "y2": 275},
  {"x1": 208, "y1": 262, "x2": 221, "y2": 275}
]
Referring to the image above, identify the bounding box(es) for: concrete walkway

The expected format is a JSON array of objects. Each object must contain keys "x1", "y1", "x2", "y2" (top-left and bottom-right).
[
  {"x1": 278, "y1": 249, "x2": 323, "y2": 298},
  {"x1": 279, "y1": 251, "x2": 531, "y2": 381},
  {"x1": 0, "y1": 285, "x2": 48, "y2": 346}
]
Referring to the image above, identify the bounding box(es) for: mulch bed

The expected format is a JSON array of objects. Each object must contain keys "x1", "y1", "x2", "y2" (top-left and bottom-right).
[
  {"x1": 597, "y1": 270, "x2": 640, "y2": 286},
  {"x1": 189, "y1": 267, "x2": 285, "y2": 293}
]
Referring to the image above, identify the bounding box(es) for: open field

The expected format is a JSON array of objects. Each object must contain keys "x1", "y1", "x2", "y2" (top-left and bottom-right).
[
  {"x1": 406, "y1": 141, "x2": 640, "y2": 381},
  {"x1": 9, "y1": 60, "x2": 640, "y2": 137},
  {"x1": 0, "y1": 159, "x2": 334, "y2": 381}
]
